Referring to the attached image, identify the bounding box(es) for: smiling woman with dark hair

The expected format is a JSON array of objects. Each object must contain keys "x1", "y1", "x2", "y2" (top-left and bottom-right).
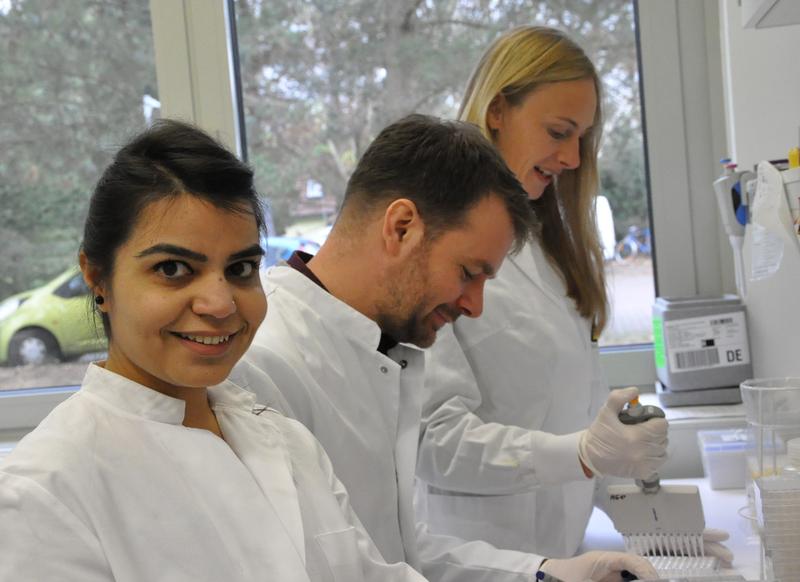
[{"x1": 0, "y1": 120, "x2": 426, "y2": 582}]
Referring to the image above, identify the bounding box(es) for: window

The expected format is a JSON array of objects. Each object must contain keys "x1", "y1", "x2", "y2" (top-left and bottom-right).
[
  {"x1": 0, "y1": 0, "x2": 730, "y2": 432},
  {"x1": 233, "y1": 0, "x2": 655, "y2": 347},
  {"x1": 0, "y1": 0, "x2": 158, "y2": 392}
]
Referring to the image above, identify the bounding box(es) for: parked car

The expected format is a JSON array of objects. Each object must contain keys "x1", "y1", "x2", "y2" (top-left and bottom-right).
[
  {"x1": 262, "y1": 236, "x2": 321, "y2": 268},
  {"x1": 0, "y1": 267, "x2": 106, "y2": 366}
]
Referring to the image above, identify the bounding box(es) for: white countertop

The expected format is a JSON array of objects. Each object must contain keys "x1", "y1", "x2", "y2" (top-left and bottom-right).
[{"x1": 580, "y1": 477, "x2": 762, "y2": 580}]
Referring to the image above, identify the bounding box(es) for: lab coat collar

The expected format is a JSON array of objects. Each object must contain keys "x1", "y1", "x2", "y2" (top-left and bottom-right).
[
  {"x1": 508, "y1": 240, "x2": 564, "y2": 310},
  {"x1": 207, "y1": 378, "x2": 258, "y2": 411},
  {"x1": 266, "y1": 264, "x2": 390, "y2": 354},
  {"x1": 80, "y1": 363, "x2": 187, "y2": 424},
  {"x1": 80, "y1": 364, "x2": 259, "y2": 425}
]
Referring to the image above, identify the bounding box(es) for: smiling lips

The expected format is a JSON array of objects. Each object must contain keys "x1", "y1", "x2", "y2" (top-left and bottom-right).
[
  {"x1": 431, "y1": 306, "x2": 460, "y2": 331},
  {"x1": 177, "y1": 333, "x2": 232, "y2": 345},
  {"x1": 533, "y1": 165, "x2": 557, "y2": 183},
  {"x1": 171, "y1": 330, "x2": 240, "y2": 356}
]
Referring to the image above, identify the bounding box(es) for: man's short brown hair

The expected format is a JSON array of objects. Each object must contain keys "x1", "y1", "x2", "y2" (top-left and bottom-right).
[{"x1": 339, "y1": 114, "x2": 533, "y2": 251}]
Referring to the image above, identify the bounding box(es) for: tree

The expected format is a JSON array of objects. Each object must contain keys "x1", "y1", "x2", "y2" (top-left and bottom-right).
[
  {"x1": 234, "y1": 0, "x2": 646, "y2": 235},
  {"x1": 0, "y1": 0, "x2": 649, "y2": 298},
  {"x1": 0, "y1": 0, "x2": 156, "y2": 298}
]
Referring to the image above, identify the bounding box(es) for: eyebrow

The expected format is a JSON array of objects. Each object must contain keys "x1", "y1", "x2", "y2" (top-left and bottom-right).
[
  {"x1": 554, "y1": 116, "x2": 594, "y2": 137},
  {"x1": 136, "y1": 243, "x2": 265, "y2": 262},
  {"x1": 555, "y1": 116, "x2": 578, "y2": 129}
]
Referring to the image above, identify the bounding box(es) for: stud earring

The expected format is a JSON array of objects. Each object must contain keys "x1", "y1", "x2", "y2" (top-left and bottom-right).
[{"x1": 94, "y1": 295, "x2": 105, "y2": 305}]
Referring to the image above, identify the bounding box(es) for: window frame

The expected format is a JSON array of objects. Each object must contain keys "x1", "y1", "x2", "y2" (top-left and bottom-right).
[
  {"x1": 617, "y1": 0, "x2": 730, "y2": 388},
  {"x1": 0, "y1": 0, "x2": 732, "y2": 434}
]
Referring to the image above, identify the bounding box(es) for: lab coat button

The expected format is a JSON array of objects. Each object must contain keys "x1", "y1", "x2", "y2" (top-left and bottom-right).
[
  {"x1": 380, "y1": 366, "x2": 388, "y2": 374},
  {"x1": 399, "y1": 360, "x2": 408, "y2": 369}
]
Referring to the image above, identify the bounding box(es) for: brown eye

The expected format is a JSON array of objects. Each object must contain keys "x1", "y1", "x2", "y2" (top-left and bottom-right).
[
  {"x1": 154, "y1": 260, "x2": 192, "y2": 279},
  {"x1": 227, "y1": 260, "x2": 258, "y2": 279}
]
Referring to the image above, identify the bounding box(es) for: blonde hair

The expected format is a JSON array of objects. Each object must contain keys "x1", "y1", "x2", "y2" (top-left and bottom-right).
[{"x1": 459, "y1": 26, "x2": 608, "y2": 335}]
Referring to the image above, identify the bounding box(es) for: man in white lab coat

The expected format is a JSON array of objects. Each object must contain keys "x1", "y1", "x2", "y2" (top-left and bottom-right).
[{"x1": 234, "y1": 114, "x2": 656, "y2": 582}]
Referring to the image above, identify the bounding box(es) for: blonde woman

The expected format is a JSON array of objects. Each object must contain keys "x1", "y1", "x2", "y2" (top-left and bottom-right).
[{"x1": 415, "y1": 26, "x2": 694, "y2": 566}]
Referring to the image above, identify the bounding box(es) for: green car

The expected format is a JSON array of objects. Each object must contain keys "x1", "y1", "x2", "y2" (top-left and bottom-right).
[{"x1": 0, "y1": 267, "x2": 107, "y2": 366}]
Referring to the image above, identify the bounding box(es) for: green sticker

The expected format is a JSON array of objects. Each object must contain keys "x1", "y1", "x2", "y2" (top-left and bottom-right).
[{"x1": 652, "y1": 316, "x2": 666, "y2": 369}]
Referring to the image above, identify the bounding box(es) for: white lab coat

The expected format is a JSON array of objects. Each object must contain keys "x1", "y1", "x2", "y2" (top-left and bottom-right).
[
  {"x1": 417, "y1": 239, "x2": 607, "y2": 558},
  {"x1": 0, "y1": 364, "x2": 425, "y2": 582},
  {"x1": 233, "y1": 264, "x2": 546, "y2": 582}
]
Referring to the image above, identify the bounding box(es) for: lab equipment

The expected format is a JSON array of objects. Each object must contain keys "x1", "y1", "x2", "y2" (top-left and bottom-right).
[
  {"x1": 652, "y1": 296, "x2": 750, "y2": 407},
  {"x1": 713, "y1": 159, "x2": 752, "y2": 299},
  {"x1": 607, "y1": 399, "x2": 720, "y2": 578},
  {"x1": 606, "y1": 481, "x2": 720, "y2": 578},
  {"x1": 697, "y1": 429, "x2": 748, "y2": 490},
  {"x1": 618, "y1": 397, "x2": 666, "y2": 493},
  {"x1": 740, "y1": 378, "x2": 800, "y2": 582},
  {"x1": 606, "y1": 481, "x2": 707, "y2": 556},
  {"x1": 647, "y1": 557, "x2": 723, "y2": 578}
]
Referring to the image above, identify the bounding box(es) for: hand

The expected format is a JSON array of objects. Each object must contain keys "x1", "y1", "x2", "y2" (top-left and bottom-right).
[
  {"x1": 540, "y1": 550, "x2": 658, "y2": 581},
  {"x1": 578, "y1": 387, "x2": 668, "y2": 479},
  {"x1": 701, "y1": 528, "x2": 733, "y2": 567}
]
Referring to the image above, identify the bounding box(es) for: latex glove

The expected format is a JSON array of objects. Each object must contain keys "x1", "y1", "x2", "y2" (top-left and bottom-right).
[
  {"x1": 701, "y1": 528, "x2": 733, "y2": 567},
  {"x1": 578, "y1": 386, "x2": 668, "y2": 479},
  {"x1": 540, "y1": 550, "x2": 658, "y2": 581}
]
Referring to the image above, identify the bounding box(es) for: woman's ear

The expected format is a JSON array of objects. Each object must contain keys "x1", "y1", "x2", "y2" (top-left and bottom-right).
[
  {"x1": 486, "y1": 93, "x2": 506, "y2": 134},
  {"x1": 381, "y1": 198, "x2": 425, "y2": 258},
  {"x1": 79, "y1": 251, "x2": 108, "y2": 311}
]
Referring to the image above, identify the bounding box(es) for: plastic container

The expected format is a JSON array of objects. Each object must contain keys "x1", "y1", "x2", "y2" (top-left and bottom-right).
[
  {"x1": 698, "y1": 429, "x2": 748, "y2": 489},
  {"x1": 740, "y1": 378, "x2": 800, "y2": 428},
  {"x1": 784, "y1": 438, "x2": 800, "y2": 477},
  {"x1": 741, "y1": 378, "x2": 800, "y2": 581},
  {"x1": 653, "y1": 296, "x2": 752, "y2": 391}
]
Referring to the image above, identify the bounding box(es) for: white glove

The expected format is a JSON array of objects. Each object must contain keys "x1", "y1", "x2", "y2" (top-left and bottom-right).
[
  {"x1": 540, "y1": 550, "x2": 658, "y2": 581},
  {"x1": 578, "y1": 387, "x2": 668, "y2": 479},
  {"x1": 701, "y1": 527, "x2": 733, "y2": 567}
]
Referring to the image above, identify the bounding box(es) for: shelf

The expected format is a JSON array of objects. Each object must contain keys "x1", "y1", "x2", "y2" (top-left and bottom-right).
[{"x1": 741, "y1": 0, "x2": 800, "y2": 29}]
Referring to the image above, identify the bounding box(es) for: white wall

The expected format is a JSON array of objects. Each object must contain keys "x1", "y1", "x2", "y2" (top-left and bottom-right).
[{"x1": 720, "y1": 0, "x2": 800, "y2": 170}]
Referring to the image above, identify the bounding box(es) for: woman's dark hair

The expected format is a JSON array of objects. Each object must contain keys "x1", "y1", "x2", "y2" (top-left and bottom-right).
[{"x1": 82, "y1": 119, "x2": 265, "y2": 337}]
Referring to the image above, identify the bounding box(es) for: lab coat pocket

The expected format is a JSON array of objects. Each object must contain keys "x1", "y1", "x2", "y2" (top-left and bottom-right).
[{"x1": 313, "y1": 526, "x2": 364, "y2": 582}]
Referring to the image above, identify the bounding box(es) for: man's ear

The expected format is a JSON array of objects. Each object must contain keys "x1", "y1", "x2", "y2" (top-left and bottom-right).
[
  {"x1": 486, "y1": 93, "x2": 507, "y2": 134},
  {"x1": 79, "y1": 251, "x2": 108, "y2": 312},
  {"x1": 381, "y1": 198, "x2": 425, "y2": 258}
]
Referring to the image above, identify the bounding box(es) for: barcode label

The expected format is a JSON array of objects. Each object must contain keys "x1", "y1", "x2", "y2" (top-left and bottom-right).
[{"x1": 674, "y1": 348, "x2": 720, "y2": 370}]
